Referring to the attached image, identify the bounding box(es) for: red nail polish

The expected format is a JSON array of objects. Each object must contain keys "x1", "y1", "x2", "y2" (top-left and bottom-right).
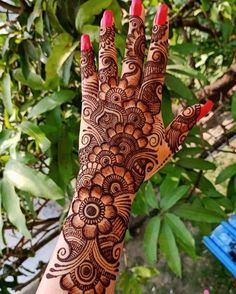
[
  {"x1": 197, "y1": 100, "x2": 214, "y2": 121},
  {"x1": 130, "y1": 0, "x2": 142, "y2": 17},
  {"x1": 81, "y1": 34, "x2": 91, "y2": 51},
  {"x1": 155, "y1": 3, "x2": 168, "y2": 25},
  {"x1": 101, "y1": 10, "x2": 113, "y2": 27}
]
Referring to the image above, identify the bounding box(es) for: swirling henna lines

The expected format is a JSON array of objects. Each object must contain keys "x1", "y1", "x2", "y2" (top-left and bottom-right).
[
  {"x1": 80, "y1": 37, "x2": 98, "y2": 100},
  {"x1": 165, "y1": 104, "x2": 201, "y2": 153},
  {"x1": 139, "y1": 23, "x2": 169, "y2": 116},
  {"x1": 121, "y1": 16, "x2": 145, "y2": 89},
  {"x1": 99, "y1": 13, "x2": 118, "y2": 85},
  {"x1": 81, "y1": 49, "x2": 97, "y2": 81}
]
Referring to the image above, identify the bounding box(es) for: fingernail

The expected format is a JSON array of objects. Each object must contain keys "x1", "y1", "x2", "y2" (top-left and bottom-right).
[
  {"x1": 130, "y1": 0, "x2": 142, "y2": 17},
  {"x1": 81, "y1": 34, "x2": 91, "y2": 51},
  {"x1": 101, "y1": 10, "x2": 113, "y2": 27},
  {"x1": 197, "y1": 100, "x2": 214, "y2": 121},
  {"x1": 154, "y1": 3, "x2": 168, "y2": 25}
]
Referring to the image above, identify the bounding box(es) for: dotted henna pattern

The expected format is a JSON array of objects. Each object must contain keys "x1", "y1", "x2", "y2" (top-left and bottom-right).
[{"x1": 46, "y1": 17, "x2": 201, "y2": 293}]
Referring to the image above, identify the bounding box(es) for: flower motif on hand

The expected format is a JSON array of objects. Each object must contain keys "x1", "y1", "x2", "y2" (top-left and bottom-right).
[
  {"x1": 89, "y1": 143, "x2": 123, "y2": 169},
  {"x1": 72, "y1": 186, "x2": 117, "y2": 239},
  {"x1": 99, "y1": 78, "x2": 135, "y2": 105}
]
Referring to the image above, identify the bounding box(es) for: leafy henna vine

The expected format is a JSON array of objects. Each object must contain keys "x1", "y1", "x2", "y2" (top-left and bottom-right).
[{"x1": 46, "y1": 3, "x2": 213, "y2": 294}]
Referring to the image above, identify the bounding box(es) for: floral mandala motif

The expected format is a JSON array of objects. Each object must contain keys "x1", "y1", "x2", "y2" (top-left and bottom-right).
[
  {"x1": 72, "y1": 186, "x2": 117, "y2": 240},
  {"x1": 99, "y1": 77, "x2": 135, "y2": 105}
]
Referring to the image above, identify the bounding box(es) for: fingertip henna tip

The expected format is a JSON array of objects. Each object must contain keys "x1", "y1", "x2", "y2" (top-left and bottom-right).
[
  {"x1": 81, "y1": 34, "x2": 91, "y2": 51},
  {"x1": 101, "y1": 10, "x2": 114, "y2": 27},
  {"x1": 197, "y1": 100, "x2": 214, "y2": 121},
  {"x1": 155, "y1": 3, "x2": 169, "y2": 25},
  {"x1": 130, "y1": 0, "x2": 142, "y2": 17}
]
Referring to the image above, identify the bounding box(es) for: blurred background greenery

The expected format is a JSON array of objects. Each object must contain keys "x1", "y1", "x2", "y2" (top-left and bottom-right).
[{"x1": 0, "y1": 0, "x2": 236, "y2": 293}]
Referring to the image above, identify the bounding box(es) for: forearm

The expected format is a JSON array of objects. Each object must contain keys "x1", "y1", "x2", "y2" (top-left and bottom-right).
[{"x1": 37, "y1": 170, "x2": 135, "y2": 294}]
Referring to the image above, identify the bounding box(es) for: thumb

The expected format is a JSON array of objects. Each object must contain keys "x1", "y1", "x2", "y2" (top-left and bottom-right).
[{"x1": 165, "y1": 100, "x2": 214, "y2": 154}]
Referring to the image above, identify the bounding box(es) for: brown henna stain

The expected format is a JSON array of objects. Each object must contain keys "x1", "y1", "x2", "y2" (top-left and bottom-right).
[{"x1": 46, "y1": 18, "x2": 200, "y2": 294}]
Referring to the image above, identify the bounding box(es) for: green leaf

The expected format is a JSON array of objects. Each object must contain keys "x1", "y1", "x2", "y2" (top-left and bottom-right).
[
  {"x1": 227, "y1": 175, "x2": 236, "y2": 204},
  {"x1": 167, "y1": 64, "x2": 207, "y2": 83},
  {"x1": 28, "y1": 90, "x2": 76, "y2": 118},
  {"x1": 58, "y1": 127, "x2": 74, "y2": 187},
  {"x1": 5, "y1": 159, "x2": 64, "y2": 200},
  {"x1": 19, "y1": 121, "x2": 51, "y2": 152},
  {"x1": 222, "y1": 19, "x2": 233, "y2": 41},
  {"x1": 75, "y1": 0, "x2": 112, "y2": 32},
  {"x1": 160, "y1": 175, "x2": 179, "y2": 199},
  {"x1": 62, "y1": 53, "x2": 74, "y2": 86},
  {"x1": 131, "y1": 266, "x2": 159, "y2": 278},
  {"x1": 214, "y1": 197, "x2": 233, "y2": 211},
  {"x1": 46, "y1": 0, "x2": 65, "y2": 32},
  {"x1": 215, "y1": 163, "x2": 236, "y2": 184},
  {"x1": 160, "y1": 185, "x2": 190, "y2": 211},
  {"x1": 202, "y1": 198, "x2": 226, "y2": 216},
  {"x1": 27, "y1": 0, "x2": 42, "y2": 31},
  {"x1": 165, "y1": 73, "x2": 194, "y2": 102},
  {"x1": 1, "y1": 73, "x2": 13, "y2": 115},
  {"x1": 132, "y1": 184, "x2": 149, "y2": 215},
  {"x1": 161, "y1": 87, "x2": 173, "y2": 127},
  {"x1": 144, "y1": 181, "x2": 159, "y2": 209},
  {"x1": 45, "y1": 33, "x2": 79, "y2": 89},
  {"x1": 204, "y1": 188, "x2": 225, "y2": 198},
  {"x1": 1, "y1": 177, "x2": 31, "y2": 239},
  {"x1": 177, "y1": 158, "x2": 216, "y2": 170},
  {"x1": 13, "y1": 69, "x2": 45, "y2": 90},
  {"x1": 159, "y1": 220, "x2": 181, "y2": 276},
  {"x1": 0, "y1": 130, "x2": 21, "y2": 154},
  {"x1": 186, "y1": 171, "x2": 215, "y2": 193},
  {"x1": 173, "y1": 203, "x2": 225, "y2": 223},
  {"x1": 177, "y1": 147, "x2": 203, "y2": 157},
  {"x1": 165, "y1": 213, "x2": 196, "y2": 257},
  {"x1": 171, "y1": 43, "x2": 198, "y2": 55},
  {"x1": 143, "y1": 216, "x2": 161, "y2": 264},
  {"x1": 231, "y1": 92, "x2": 236, "y2": 120}
]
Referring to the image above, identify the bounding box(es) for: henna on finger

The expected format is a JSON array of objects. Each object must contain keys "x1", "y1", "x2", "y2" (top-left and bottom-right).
[
  {"x1": 99, "y1": 10, "x2": 118, "y2": 86},
  {"x1": 140, "y1": 4, "x2": 169, "y2": 119},
  {"x1": 121, "y1": 0, "x2": 145, "y2": 90}
]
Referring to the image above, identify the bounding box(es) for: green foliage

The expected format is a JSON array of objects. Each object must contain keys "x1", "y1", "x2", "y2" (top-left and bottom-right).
[
  {"x1": 1, "y1": 178, "x2": 31, "y2": 240},
  {"x1": 0, "y1": 0, "x2": 235, "y2": 292},
  {"x1": 159, "y1": 219, "x2": 181, "y2": 277},
  {"x1": 117, "y1": 266, "x2": 159, "y2": 294},
  {"x1": 144, "y1": 215, "x2": 161, "y2": 264},
  {"x1": 5, "y1": 160, "x2": 64, "y2": 201},
  {"x1": 215, "y1": 163, "x2": 236, "y2": 184}
]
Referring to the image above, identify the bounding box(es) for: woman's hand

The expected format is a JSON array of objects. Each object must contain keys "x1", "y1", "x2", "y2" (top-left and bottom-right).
[
  {"x1": 38, "y1": 1, "x2": 213, "y2": 293},
  {"x1": 79, "y1": 3, "x2": 212, "y2": 185}
]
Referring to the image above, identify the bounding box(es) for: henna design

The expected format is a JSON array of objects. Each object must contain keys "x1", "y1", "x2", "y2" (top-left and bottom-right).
[
  {"x1": 47, "y1": 15, "x2": 203, "y2": 294},
  {"x1": 166, "y1": 105, "x2": 201, "y2": 153},
  {"x1": 81, "y1": 49, "x2": 96, "y2": 81},
  {"x1": 99, "y1": 25, "x2": 118, "y2": 84}
]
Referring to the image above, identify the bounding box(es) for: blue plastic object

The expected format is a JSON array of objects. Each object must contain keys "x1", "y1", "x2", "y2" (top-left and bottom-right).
[{"x1": 203, "y1": 214, "x2": 236, "y2": 277}]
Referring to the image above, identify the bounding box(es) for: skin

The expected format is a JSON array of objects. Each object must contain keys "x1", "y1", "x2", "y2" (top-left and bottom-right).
[{"x1": 37, "y1": 6, "x2": 203, "y2": 294}]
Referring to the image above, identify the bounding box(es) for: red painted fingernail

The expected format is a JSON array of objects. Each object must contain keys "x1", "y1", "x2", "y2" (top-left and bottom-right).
[
  {"x1": 155, "y1": 4, "x2": 168, "y2": 25},
  {"x1": 81, "y1": 34, "x2": 91, "y2": 51},
  {"x1": 130, "y1": 0, "x2": 142, "y2": 17},
  {"x1": 197, "y1": 100, "x2": 214, "y2": 121},
  {"x1": 101, "y1": 10, "x2": 113, "y2": 27}
]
